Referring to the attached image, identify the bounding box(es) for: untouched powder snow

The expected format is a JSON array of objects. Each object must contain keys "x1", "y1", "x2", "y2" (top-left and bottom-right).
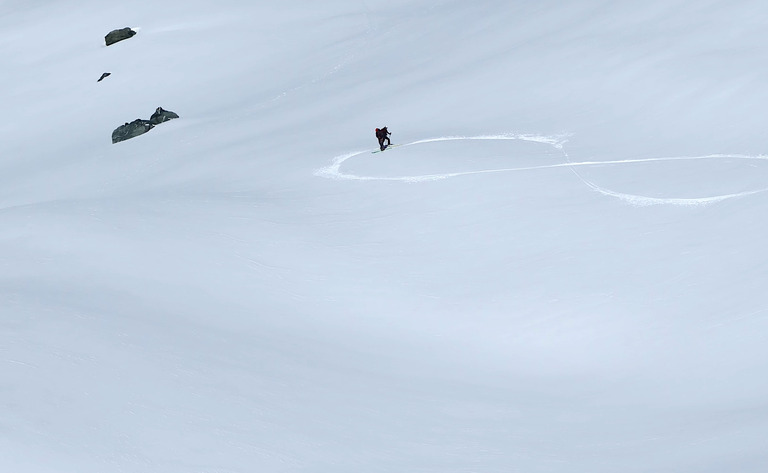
[{"x1": 2, "y1": 1, "x2": 768, "y2": 472}]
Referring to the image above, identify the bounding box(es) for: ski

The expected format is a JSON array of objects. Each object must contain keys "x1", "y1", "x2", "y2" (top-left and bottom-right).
[{"x1": 371, "y1": 144, "x2": 401, "y2": 154}]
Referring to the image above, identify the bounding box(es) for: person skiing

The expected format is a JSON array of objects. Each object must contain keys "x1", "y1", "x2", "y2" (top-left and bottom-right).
[{"x1": 375, "y1": 126, "x2": 391, "y2": 151}]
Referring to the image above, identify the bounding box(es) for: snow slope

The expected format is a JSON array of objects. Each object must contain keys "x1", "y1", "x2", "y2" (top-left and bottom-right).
[{"x1": 2, "y1": 1, "x2": 768, "y2": 472}]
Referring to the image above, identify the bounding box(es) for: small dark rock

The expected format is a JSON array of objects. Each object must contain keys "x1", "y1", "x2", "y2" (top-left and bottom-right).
[
  {"x1": 97, "y1": 72, "x2": 111, "y2": 82},
  {"x1": 149, "y1": 107, "x2": 180, "y2": 125},
  {"x1": 105, "y1": 27, "x2": 136, "y2": 46}
]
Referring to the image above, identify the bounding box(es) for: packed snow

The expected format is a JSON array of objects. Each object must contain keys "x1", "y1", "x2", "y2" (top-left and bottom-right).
[{"x1": 2, "y1": 1, "x2": 767, "y2": 472}]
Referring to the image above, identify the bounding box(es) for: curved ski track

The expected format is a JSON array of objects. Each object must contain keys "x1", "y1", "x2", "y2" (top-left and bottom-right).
[{"x1": 315, "y1": 134, "x2": 768, "y2": 207}]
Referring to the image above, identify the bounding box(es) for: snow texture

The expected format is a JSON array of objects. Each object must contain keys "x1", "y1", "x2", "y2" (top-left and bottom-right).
[{"x1": 2, "y1": 1, "x2": 768, "y2": 472}]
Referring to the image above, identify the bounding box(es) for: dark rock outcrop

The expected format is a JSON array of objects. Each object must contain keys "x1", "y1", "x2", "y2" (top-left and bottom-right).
[
  {"x1": 112, "y1": 119, "x2": 154, "y2": 144},
  {"x1": 105, "y1": 28, "x2": 136, "y2": 46},
  {"x1": 111, "y1": 107, "x2": 179, "y2": 143},
  {"x1": 148, "y1": 107, "x2": 179, "y2": 125}
]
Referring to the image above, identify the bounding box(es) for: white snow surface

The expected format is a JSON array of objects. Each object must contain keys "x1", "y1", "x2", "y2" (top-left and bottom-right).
[{"x1": 2, "y1": 1, "x2": 768, "y2": 472}]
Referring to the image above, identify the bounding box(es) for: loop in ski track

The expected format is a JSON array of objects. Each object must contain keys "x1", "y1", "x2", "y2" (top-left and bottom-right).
[{"x1": 314, "y1": 134, "x2": 768, "y2": 207}]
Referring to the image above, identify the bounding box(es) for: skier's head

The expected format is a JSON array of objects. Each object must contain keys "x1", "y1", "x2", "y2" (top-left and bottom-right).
[{"x1": 375, "y1": 128, "x2": 379, "y2": 132}]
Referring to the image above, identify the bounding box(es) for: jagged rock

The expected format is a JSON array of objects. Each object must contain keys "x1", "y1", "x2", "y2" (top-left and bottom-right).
[
  {"x1": 148, "y1": 107, "x2": 179, "y2": 125},
  {"x1": 112, "y1": 119, "x2": 153, "y2": 144},
  {"x1": 97, "y1": 72, "x2": 111, "y2": 82},
  {"x1": 105, "y1": 27, "x2": 136, "y2": 46},
  {"x1": 111, "y1": 107, "x2": 178, "y2": 143}
]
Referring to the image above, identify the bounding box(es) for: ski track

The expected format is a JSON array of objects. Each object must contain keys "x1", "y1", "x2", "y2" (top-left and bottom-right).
[{"x1": 314, "y1": 134, "x2": 768, "y2": 207}]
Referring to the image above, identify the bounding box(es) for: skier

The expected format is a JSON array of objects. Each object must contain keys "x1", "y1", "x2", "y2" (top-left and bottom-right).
[{"x1": 375, "y1": 126, "x2": 391, "y2": 151}]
